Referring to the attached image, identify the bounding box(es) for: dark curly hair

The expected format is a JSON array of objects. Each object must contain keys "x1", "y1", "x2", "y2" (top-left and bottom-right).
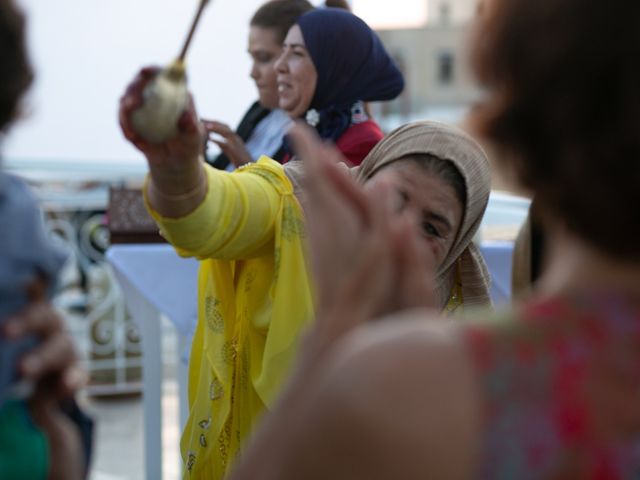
[
  {"x1": 324, "y1": 0, "x2": 351, "y2": 11},
  {"x1": 0, "y1": 0, "x2": 32, "y2": 133},
  {"x1": 250, "y1": 0, "x2": 314, "y2": 44},
  {"x1": 470, "y1": 0, "x2": 640, "y2": 262}
]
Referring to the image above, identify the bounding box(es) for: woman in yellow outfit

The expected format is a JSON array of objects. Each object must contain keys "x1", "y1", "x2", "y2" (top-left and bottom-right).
[
  {"x1": 119, "y1": 69, "x2": 492, "y2": 477},
  {"x1": 150, "y1": 157, "x2": 312, "y2": 478}
]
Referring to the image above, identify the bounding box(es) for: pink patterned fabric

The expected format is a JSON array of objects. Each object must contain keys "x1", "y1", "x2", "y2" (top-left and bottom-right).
[{"x1": 465, "y1": 293, "x2": 640, "y2": 479}]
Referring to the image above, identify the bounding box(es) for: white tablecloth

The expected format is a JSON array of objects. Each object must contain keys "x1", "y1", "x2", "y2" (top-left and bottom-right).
[
  {"x1": 106, "y1": 244, "x2": 198, "y2": 338},
  {"x1": 106, "y1": 244, "x2": 198, "y2": 480}
]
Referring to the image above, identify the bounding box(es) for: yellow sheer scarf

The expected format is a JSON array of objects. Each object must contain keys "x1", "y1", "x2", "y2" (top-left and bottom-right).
[{"x1": 145, "y1": 158, "x2": 313, "y2": 479}]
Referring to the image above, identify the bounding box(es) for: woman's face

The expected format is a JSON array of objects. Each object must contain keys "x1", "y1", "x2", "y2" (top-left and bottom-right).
[
  {"x1": 275, "y1": 25, "x2": 318, "y2": 118},
  {"x1": 366, "y1": 159, "x2": 464, "y2": 269},
  {"x1": 248, "y1": 26, "x2": 283, "y2": 110}
]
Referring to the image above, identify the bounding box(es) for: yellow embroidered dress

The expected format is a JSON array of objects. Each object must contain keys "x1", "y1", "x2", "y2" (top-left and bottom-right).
[{"x1": 145, "y1": 158, "x2": 313, "y2": 479}]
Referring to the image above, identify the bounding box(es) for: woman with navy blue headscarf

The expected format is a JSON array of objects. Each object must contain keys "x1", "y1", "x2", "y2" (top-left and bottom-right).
[{"x1": 275, "y1": 8, "x2": 404, "y2": 165}]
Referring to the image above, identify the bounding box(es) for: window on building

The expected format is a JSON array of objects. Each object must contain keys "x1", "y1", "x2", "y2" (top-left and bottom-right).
[
  {"x1": 437, "y1": 51, "x2": 454, "y2": 85},
  {"x1": 439, "y1": 2, "x2": 451, "y2": 24}
]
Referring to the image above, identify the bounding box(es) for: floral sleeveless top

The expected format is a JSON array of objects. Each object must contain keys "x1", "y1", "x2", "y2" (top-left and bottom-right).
[{"x1": 464, "y1": 293, "x2": 640, "y2": 479}]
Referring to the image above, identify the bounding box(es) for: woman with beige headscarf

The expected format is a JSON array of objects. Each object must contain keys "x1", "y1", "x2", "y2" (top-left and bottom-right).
[
  {"x1": 121, "y1": 61, "x2": 491, "y2": 474},
  {"x1": 287, "y1": 120, "x2": 492, "y2": 312}
]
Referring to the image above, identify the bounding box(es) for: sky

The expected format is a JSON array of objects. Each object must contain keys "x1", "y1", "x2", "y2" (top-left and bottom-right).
[
  {"x1": 353, "y1": 0, "x2": 428, "y2": 29},
  {"x1": 3, "y1": 0, "x2": 427, "y2": 166},
  {"x1": 4, "y1": 0, "x2": 268, "y2": 164}
]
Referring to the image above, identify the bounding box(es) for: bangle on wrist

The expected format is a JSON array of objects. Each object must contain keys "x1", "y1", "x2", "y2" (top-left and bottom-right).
[{"x1": 151, "y1": 170, "x2": 207, "y2": 202}]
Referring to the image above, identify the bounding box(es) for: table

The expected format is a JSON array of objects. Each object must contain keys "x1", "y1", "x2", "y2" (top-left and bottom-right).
[
  {"x1": 479, "y1": 240, "x2": 514, "y2": 306},
  {"x1": 106, "y1": 244, "x2": 198, "y2": 480},
  {"x1": 478, "y1": 190, "x2": 529, "y2": 306}
]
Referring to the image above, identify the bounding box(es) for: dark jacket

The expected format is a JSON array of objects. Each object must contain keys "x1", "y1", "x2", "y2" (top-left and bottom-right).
[{"x1": 206, "y1": 102, "x2": 287, "y2": 170}]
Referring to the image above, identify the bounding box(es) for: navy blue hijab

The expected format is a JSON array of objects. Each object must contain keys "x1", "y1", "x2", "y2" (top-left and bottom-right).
[{"x1": 295, "y1": 8, "x2": 404, "y2": 143}]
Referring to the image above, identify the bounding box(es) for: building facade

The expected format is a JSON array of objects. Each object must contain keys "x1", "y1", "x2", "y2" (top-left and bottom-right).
[{"x1": 364, "y1": 0, "x2": 481, "y2": 125}]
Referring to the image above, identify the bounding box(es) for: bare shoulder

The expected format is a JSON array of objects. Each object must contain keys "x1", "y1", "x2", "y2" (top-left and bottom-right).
[{"x1": 288, "y1": 309, "x2": 482, "y2": 480}]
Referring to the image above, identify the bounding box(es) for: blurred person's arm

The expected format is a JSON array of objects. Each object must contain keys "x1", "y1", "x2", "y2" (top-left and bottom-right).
[
  {"x1": 231, "y1": 314, "x2": 480, "y2": 480},
  {"x1": 3, "y1": 279, "x2": 86, "y2": 480}
]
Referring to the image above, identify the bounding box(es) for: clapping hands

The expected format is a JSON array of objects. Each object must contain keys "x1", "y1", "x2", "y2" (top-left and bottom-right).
[{"x1": 289, "y1": 125, "x2": 437, "y2": 356}]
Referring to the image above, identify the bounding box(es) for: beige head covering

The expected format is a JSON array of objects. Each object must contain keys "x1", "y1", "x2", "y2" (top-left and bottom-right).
[{"x1": 285, "y1": 120, "x2": 493, "y2": 309}]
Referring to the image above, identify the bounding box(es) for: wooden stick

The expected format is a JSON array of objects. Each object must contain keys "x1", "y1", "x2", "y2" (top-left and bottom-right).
[{"x1": 177, "y1": 0, "x2": 211, "y2": 62}]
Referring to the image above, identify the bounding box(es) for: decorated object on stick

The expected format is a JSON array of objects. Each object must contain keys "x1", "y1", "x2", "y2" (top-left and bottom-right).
[{"x1": 130, "y1": 0, "x2": 211, "y2": 143}]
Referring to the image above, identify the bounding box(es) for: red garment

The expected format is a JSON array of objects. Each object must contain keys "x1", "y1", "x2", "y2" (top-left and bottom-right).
[
  {"x1": 334, "y1": 119, "x2": 383, "y2": 166},
  {"x1": 464, "y1": 293, "x2": 640, "y2": 479},
  {"x1": 282, "y1": 120, "x2": 383, "y2": 166}
]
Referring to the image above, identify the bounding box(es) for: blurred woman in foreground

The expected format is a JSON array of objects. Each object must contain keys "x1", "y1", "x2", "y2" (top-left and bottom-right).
[
  {"x1": 229, "y1": 0, "x2": 640, "y2": 478},
  {"x1": 0, "y1": 1, "x2": 87, "y2": 477}
]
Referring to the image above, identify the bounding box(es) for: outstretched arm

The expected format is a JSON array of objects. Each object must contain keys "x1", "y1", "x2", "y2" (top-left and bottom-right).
[
  {"x1": 119, "y1": 67, "x2": 206, "y2": 219},
  {"x1": 119, "y1": 68, "x2": 284, "y2": 259}
]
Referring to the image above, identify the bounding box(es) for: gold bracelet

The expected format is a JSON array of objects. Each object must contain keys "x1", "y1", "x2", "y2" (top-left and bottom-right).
[{"x1": 150, "y1": 170, "x2": 207, "y2": 202}]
